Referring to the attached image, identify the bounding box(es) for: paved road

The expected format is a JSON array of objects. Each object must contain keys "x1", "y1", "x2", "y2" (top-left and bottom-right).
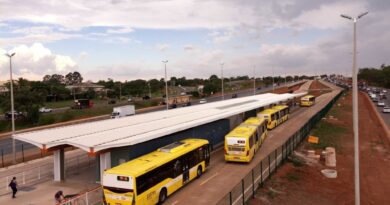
[{"x1": 369, "y1": 87, "x2": 390, "y2": 127}]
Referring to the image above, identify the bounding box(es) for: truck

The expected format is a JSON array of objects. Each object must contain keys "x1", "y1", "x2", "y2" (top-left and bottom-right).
[
  {"x1": 164, "y1": 95, "x2": 191, "y2": 108},
  {"x1": 111, "y1": 105, "x2": 135, "y2": 119},
  {"x1": 72, "y1": 99, "x2": 93, "y2": 109}
]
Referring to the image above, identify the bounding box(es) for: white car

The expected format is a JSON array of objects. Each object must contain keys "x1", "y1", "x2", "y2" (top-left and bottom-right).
[
  {"x1": 383, "y1": 107, "x2": 390, "y2": 113},
  {"x1": 199, "y1": 99, "x2": 207, "y2": 104},
  {"x1": 383, "y1": 90, "x2": 387, "y2": 93},
  {"x1": 377, "y1": 102, "x2": 385, "y2": 107},
  {"x1": 39, "y1": 107, "x2": 52, "y2": 113}
]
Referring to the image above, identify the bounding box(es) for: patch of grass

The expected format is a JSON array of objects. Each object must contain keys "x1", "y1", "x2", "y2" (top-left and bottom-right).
[
  {"x1": 287, "y1": 155, "x2": 305, "y2": 167},
  {"x1": 267, "y1": 188, "x2": 278, "y2": 199},
  {"x1": 45, "y1": 100, "x2": 74, "y2": 109},
  {"x1": 309, "y1": 121, "x2": 347, "y2": 150},
  {"x1": 285, "y1": 173, "x2": 300, "y2": 182},
  {"x1": 38, "y1": 115, "x2": 56, "y2": 125}
]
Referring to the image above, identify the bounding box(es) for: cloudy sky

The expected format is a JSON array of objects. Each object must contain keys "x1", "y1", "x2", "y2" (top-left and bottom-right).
[{"x1": 0, "y1": 0, "x2": 389, "y2": 81}]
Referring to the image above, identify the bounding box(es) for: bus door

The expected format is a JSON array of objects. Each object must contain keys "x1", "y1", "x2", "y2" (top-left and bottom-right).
[
  {"x1": 204, "y1": 145, "x2": 210, "y2": 166},
  {"x1": 254, "y1": 130, "x2": 259, "y2": 149},
  {"x1": 182, "y1": 158, "x2": 190, "y2": 184}
]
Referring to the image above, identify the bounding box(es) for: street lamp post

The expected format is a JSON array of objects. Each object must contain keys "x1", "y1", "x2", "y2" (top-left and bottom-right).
[
  {"x1": 5, "y1": 52, "x2": 16, "y2": 164},
  {"x1": 253, "y1": 66, "x2": 256, "y2": 95},
  {"x1": 162, "y1": 60, "x2": 169, "y2": 110},
  {"x1": 272, "y1": 67, "x2": 275, "y2": 92},
  {"x1": 148, "y1": 83, "x2": 151, "y2": 98},
  {"x1": 341, "y1": 11, "x2": 368, "y2": 205},
  {"x1": 220, "y1": 62, "x2": 224, "y2": 100}
]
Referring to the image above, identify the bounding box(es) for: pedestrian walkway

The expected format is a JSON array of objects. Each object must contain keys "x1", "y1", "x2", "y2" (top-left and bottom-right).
[
  {"x1": 0, "y1": 165, "x2": 98, "y2": 205},
  {"x1": 294, "y1": 80, "x2": 313, "y2": 93}
]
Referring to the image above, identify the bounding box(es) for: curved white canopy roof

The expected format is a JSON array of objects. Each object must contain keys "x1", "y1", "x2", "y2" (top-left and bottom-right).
[{"x1": 14, "y1": 92, "x2": 306, "y2": 153}]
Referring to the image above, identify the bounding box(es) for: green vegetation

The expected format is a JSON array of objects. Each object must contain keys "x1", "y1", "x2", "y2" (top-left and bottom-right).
[
  {"x1": 359, "y1": 64, "x2": 390, "y2": 88},
  {"x1": 287, "y1": 155, "x2": 305, "y2": 167},
  {"x1": 309, "y1": 121, "x2": 347, "y2": 150},
  {"x1": 284, "y1": 172, "x2": 300, "y2": 182}
]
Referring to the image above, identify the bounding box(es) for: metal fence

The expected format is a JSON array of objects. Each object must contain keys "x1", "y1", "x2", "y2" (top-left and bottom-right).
[
  {"x1": 59, "y1": 186, "x2": 103, "y2": 205},
  {"x1": 216, "y1": 91, "x2": 342, "y2": 205},
  {"x1": 0, "y1": 153, "x2": 95, "y2": 196}
]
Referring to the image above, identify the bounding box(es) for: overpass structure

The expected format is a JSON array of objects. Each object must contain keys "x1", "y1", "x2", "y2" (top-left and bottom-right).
[{"x1": 14, "y1": 92, "x2": 306, "y2": 182}]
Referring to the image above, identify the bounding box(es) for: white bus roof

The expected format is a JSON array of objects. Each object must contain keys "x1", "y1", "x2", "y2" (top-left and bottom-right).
[{"x1": 14, "y1": 92, "x2": 306, "y2": 153}]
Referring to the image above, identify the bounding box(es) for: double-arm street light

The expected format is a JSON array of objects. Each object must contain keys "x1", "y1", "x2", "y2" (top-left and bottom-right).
[
  {"x1": 162, "y1": 60, "x2": 169, "y2": 110},
  {"x1": 341, "y1": 11, "x2": 368, "y2": 205},
  {"x1": 5, "y1": 52, "x2": 16, "y2": 164}
]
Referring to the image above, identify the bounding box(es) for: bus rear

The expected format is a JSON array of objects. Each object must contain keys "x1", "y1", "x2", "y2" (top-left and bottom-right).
[
  {"x1": 103, "y1": 172, "x2": 135, "y2": 205},
  {"x1": 300, "y1": 95, "x2": 315, "y2": 106},
  {"x1": 225, "y1": 136, "x2": 253, "y2": 162}
]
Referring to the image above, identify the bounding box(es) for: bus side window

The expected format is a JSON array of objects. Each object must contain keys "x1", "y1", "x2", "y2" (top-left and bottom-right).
[
  {"x1": 173, "y1": 160, "x2": 182, "y2": 178},
  {"x1": 255, "y1": 130, "x2": 259, "y2": 142},
  {"x1": 198, "y1": 147, "x2": 205, "y2": 162},
  {"x1": 249, "y1": 136, "x2": 254, "y2": 148}
]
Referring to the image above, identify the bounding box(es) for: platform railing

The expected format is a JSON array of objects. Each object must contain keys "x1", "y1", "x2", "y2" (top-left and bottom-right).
[{"x1": 0, "y1": 153, "x2": 95, "y2": 196}]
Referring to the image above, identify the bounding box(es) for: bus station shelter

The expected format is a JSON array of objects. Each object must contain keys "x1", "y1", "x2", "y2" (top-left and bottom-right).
[{"x1": 13, "y1": 92, "x2": 305, "y2": 182}]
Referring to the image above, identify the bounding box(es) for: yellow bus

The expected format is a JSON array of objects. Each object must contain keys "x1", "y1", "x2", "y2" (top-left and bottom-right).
[
  {"x1": 102, "y1": 139, "x2": 210, "y2": 205},
  {"x1": 272, "y1": 105, "x2": 290, "y2": 124},
  {"x1": 243, "y1": 117, "x2": 268, "y2": 148},
  {"x1": 300, "y1": 95, "x2": 316, "y2": 107},
  {"x1": 257, "y1": 105, "x2": 290, "y2": 129},
  {"x1": 225, "y1": 122, "x2": 259, "y2": 163}
]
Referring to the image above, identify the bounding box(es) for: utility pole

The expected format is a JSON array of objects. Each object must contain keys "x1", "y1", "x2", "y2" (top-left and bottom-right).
[
  {"x1": 119, "y1": 82, "x2": 122, "y2": 101},
  {"x1": 341, "y1": 11, "x2": 368, "y2": 205},
  {"x1": 272, "y1": 67, "x2": 275, "y2": 92},
  {"x1": 221, "y1": 62, "x2": 224, "y2": 100},
  {"x1": 253, "y1": 66, "x2": 256, "y2": 95},
  {"x1": 148, "y1": 83, "x2": 152, "y2": 98},
  {"x1": 162, "y1": 60, "x2": 169, "y2": 110}
]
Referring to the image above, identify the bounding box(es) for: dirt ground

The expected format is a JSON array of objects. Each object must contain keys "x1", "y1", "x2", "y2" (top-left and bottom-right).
[
  {"x1": 272, "y1": 82, "x2": 305, "y2": 94},
  {"x1": 250, "y1": 90, "x2": 390, "y2": 205},
  {"x1": 308, "y1": 80, "x2": 331, "y2": 97}
]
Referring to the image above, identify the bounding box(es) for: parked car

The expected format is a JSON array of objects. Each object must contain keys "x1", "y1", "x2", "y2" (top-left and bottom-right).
[
  {"x1": 383, "y1": 89, "x2": 387, "y2": 93},
  {"x1": 372, "y1": 97, "x2": 379, "y2": 102},
  {"x1": 4, "y1": 111, "x2": 25, "y2": 120},
  {"x1": 383, "y1": 107, "x2": 390, "y2": 113},
  {"x1": 231, "y1": 94, "x2": 238, "y2": 98},
  {"x1": 39, "y1": 107, "x2": 53, "y2": 113},
  {"x1": 377, "y1": 102, "x2": 385, "y2": 107},
  {"x1": 199, "y1": 99, "x2": 207, "y2": 104}
]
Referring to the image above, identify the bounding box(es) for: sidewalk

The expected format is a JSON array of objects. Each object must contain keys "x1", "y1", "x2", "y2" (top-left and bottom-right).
[{"x1": 0, "y1": 165, "x2": 98, "y2": 205}]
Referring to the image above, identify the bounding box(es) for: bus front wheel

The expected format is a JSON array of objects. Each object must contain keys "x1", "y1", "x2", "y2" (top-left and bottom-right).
[
  {"x1": 159, "y1": 188, "x2": 167, "y2": 204},
  {"x1": 197, "y1": 166, "x2": 203, "y2": 178}
]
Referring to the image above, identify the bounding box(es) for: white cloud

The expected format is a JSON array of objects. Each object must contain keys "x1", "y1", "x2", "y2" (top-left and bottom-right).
[
  {"x1": 157, "y1": 43, "x2": 169, "y2": 52},
  {"x1": 0, "y1": 43, "x2": 78, "y2": 80},
  {"x1": 107, "y1": 27, "x2": 134, "y2": 34}
]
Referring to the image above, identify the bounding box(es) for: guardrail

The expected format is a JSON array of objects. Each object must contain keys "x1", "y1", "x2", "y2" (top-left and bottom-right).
[
  {"x1": 0, "y1": 153, "x2": 95, "y2": 196},
  {"x1": 59, "y1": 186, "x2": 103, "y2": 205},
  {"x1": 216, "y1": 90, "x2": 343, "y2": 205}
]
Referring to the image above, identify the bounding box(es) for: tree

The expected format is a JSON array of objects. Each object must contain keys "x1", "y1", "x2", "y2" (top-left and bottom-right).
[
  {"x1": 0, "y1": 79, "x2": 45, "y2": 124},
  {"x1": 65, "y1": 71, "x2": 83, "y2": 85},
  {"x1": 43, "y1": 74, "x2": 65, "y2": 85}
]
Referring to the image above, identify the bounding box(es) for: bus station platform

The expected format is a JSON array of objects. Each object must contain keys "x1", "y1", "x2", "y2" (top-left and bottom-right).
[{"x1": 165, "y1": 80, "x2": 342, "y2": 205}]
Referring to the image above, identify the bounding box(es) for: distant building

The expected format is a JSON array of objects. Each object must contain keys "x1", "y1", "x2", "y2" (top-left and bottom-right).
[
  {"x1": 65, "y1": 83, "x2": 106, "y2": 93},
  {"x1": 179, "y1": 86, "x2": 197, "y2": 93}
]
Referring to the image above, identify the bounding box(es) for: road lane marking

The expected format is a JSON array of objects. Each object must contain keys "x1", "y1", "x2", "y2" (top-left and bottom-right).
[
  {"x1": 200, "y1": 172, "x2": 219, "y2": 186},
  {"x1": 170, "y1": 200, "x2": 179, "y2": 205}
]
